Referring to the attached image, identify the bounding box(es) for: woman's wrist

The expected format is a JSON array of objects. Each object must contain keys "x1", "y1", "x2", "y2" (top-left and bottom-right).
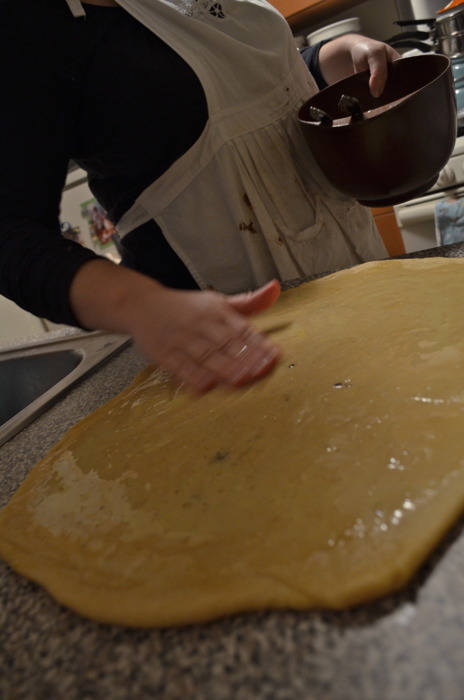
[
  {"x1": 69, "y1": 257, "x2": 164, "y2": 335},
  {"x1": 317, "y1": 34, "x2": 364, "y2": 86}
]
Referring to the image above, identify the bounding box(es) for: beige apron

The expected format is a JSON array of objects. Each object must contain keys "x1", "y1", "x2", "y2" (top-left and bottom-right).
[{"x1": 68, "y1": 0, "x2": 387, "y2": 291}]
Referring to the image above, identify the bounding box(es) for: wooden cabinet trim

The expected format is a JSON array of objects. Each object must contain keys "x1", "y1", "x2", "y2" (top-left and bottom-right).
[
  {"x1": 269, "y1": 0, "x2": 363, "y2": 30},
  {"x1": 372, "y1": 209, "x2": 406, "y2": 257}
]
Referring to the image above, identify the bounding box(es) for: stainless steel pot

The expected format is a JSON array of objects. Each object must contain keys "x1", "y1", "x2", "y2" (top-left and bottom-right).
[
  {"x1": 436, "y1": 6, "x2": 464, "y2": 56},
  {"x1": 395, "y1": 0, "x2": 449, "y2": 22},
  {"x1": 393, "y1": 8, "x2": 464, "y2": 59},
  {"x1": 392, "y1": 1, "x2": 464, "y2": 124}
]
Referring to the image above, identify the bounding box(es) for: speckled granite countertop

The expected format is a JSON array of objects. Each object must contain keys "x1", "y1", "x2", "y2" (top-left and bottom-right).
[{"x1": 2, "y1": 244, "x2": 464, "y2": 700}]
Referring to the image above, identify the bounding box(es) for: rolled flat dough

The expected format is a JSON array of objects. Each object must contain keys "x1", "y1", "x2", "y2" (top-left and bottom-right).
[{"x1": 2, "y1": 258, "x2": 464, "y2": 627}]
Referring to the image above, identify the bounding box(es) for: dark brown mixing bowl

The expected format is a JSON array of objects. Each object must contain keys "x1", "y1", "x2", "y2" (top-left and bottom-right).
[{"x1": 298, "y1": 54, "x2": 457, "y2": 207}]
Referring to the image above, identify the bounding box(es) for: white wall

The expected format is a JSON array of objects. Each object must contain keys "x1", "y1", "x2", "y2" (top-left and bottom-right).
[{"x1": 0, "y1": 296, "x2": 48, "y2": 344}]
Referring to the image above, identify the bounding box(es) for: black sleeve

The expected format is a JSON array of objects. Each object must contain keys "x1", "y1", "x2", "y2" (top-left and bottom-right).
[
  {"x1": 0, "y1": 2, "x2": 99, "y2": 326},
  {"x1": 299, "y1": 42, "x2": 329, "y2": 91}
]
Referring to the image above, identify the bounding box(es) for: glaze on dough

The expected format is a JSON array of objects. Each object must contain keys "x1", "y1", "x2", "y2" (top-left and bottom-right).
[{"x1": 1, "y1": 258, "x2": 464, "y2": 627}]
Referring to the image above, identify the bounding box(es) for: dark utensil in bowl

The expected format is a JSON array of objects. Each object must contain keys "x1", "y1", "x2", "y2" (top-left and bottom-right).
[
  {"x1": 338, "y1": 94, "x2": 364, "y2": 120},
  {"x1": 309, "y1": 106, "x2": 333, "y2": 125},
  {"x1": 298, "y1": 54, "x2": 457, "y2": 207}
]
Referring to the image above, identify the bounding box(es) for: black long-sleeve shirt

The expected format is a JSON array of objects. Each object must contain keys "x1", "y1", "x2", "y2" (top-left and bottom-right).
[{"x1": 0, "y1": 0, "x2": 326, "y2": 326}]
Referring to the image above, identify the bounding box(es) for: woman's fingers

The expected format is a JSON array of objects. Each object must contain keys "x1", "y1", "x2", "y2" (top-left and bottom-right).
[
  {"x1": 182, "y1": 325, "x2": 280, "y2": 389},
  {"x1": 367, "y1": 45, "x2": 401, "y2": 97},
  {"x1": 161, "y1": 335, "x2": 279, "y2": 393},
  {"x1": 351, "y1": 40, "x2": 401, "y2": 97},
  {"x1": 227, "y1": 279, "x2": 281, "y2": 316},
  {"x1": 202, "y1": 337, "x2": 280, "y2": 387},
  {"x1": 130, "y1": 283, "x2": 281, "y2": 393},
  {"x1": 160, "y1": 349, "x2": 219, "y2": 393}
]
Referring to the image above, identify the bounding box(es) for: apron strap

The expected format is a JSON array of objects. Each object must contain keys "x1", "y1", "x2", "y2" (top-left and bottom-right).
[{"x1": 65, "y1": 0, "x2": 86, "y2": 17}]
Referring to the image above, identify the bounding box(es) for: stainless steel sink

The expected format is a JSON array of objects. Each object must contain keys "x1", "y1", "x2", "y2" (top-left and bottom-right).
[{"x1": 0, "y1": 331, "x2": 130, "y2": 447}]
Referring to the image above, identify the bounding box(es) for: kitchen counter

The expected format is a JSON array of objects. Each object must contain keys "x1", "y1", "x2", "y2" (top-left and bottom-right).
[{"x1": 2, "y1": 243, "x2": 464, "y2": 700}]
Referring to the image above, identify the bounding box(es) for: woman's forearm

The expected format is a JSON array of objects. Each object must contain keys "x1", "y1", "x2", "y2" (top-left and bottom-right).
[{"x1": 69, "y1": 258, "x2": 163, "y2": 334}]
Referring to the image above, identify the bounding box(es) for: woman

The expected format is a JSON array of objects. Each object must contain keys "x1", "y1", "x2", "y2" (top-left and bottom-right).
[{"x1": 0, "y1": 0, "x2": 399, "y2": 392}]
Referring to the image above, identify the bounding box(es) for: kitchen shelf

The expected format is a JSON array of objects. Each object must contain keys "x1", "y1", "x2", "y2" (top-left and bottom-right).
[{"x1": 269, "y1": 0, "x2": 363, "y2": 30}]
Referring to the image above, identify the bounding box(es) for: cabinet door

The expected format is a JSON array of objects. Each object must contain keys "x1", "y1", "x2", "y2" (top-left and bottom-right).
[
  {"x1": 268, "y1": 0, "x2": 362, "y2": 30},
  {"x1": 371, "y1": 207, "x2": 406, "y2": 257}
]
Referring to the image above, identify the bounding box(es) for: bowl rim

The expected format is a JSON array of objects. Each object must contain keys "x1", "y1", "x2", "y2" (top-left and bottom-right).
[{"x1": 298, "y1": 53, "x2": 452, "y2": 128}]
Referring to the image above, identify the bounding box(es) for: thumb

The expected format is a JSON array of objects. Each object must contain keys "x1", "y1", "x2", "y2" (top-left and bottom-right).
[{"x1": 227, "y1": 279, "x2": 281, "y2": 317}]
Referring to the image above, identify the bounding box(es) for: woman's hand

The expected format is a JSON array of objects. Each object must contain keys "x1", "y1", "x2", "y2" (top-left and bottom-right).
[
  {"x1": 318, "y1": 34, "x2": 401, "y2": 97},
  {"x1": 127, "y1": 280, "x2": 281, "y2": 393},
  {"x1": 69, "y1": 259, "x2": 281, "y2": 393}
]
